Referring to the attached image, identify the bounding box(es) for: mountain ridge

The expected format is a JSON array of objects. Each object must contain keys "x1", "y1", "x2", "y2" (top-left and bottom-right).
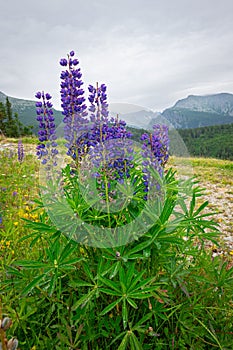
[{"x1": 1, "y1": 90, "x2": 233, "y2": 130}]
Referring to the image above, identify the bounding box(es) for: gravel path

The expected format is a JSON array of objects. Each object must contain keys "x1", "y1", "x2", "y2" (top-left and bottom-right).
[{"x1": 197, "y1": 181, "x2": 233, "y2": 251}]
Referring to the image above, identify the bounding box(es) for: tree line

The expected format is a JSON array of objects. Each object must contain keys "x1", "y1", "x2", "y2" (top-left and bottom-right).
[
  {"x1": 127, "y1": 124, "x2": 233, "y2": 161},
  {"x1": 173, "y1": 123, "x2": 233, "y2": 160},
  {"x1": 0, "y1": 97, "x2": 32, "y2": 137}
]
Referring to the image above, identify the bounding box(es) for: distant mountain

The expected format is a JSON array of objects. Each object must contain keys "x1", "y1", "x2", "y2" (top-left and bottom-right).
[
  {"x1": 161, "y1": 93, "x2": 233, "y2": 129},
  {"x1": 173, "y1": 93, "x2": 233, "y2": 114},
  {"x1": 109, "y1": 103, "x2": 161, "y2": 130},
  {"x1": 1, "y1": 91, "x2": 233, "y2": 132},
  {"x1": 0, "y1": 91, "x2": 63, "y2": 132}
]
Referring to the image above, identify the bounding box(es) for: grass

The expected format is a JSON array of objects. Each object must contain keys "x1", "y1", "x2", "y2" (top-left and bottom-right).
[
  {"x1": 0, "y1": 138, "x2": 233, "y2": 349},
  {"x1": 170, "y1": 156, "x2": 233, "y2": 185}
]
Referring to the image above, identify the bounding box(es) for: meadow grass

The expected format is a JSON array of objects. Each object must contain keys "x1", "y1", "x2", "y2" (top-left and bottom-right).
[{"x1": 170, "y1": 156, "x2": 233, "y2": 185}]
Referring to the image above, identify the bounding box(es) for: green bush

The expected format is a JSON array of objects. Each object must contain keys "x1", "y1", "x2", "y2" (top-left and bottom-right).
[{"x1": 1, "y1": 166, "x2": 232, "y2": 349}]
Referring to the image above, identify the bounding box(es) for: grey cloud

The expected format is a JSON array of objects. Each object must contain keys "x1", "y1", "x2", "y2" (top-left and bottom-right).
[{"x1": 1, "y1": 0, "x2": 233, "y2": 112}]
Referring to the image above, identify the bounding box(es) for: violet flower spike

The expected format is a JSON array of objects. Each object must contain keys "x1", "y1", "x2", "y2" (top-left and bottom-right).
[
  {"x1": 140, "y1": 124, "x2": 169, "y2": 196},
  {"x1": 35, "y1": 91, "x2": 58, "y2": 168},
  {"x1": 59, "y1": 50, "x2": 88, "y2": 160}
]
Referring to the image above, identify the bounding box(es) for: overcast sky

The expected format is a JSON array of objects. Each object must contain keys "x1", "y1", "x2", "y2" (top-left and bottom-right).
[{"x1": 1, "y1": 0, "x2": 233, "y2": 112}]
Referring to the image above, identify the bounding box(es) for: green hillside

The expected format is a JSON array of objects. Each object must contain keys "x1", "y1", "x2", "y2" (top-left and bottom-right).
[
  {"x1": 127, "y1": 124, "x2": 233, "y2": 161},
  {"x1": 170, "y1": 123, "x2": 233, "y2": 160}
]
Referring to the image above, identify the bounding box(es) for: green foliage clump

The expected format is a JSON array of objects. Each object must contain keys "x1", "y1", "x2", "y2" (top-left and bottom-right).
[{"x1": 1, "y1": 159, "x2": 233, "y2": 349}]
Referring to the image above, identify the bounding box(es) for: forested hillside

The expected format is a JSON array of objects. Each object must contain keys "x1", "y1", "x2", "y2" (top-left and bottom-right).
[
  {"x1": 128, "y1": 124, "x2": 233, "y2": 160},
  {"x1": 170, "y1": 123, "x2": 233, "y2": 160}
]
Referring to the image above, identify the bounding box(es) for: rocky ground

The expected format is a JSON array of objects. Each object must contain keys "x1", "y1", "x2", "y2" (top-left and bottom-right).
[{"x1": 197, "y1": 181, "x2": 233, "y2": 251}]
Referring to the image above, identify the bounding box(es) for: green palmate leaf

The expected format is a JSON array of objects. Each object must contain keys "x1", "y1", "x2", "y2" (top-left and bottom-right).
[
  {"x1": 126, "y1": 237, "x2": 155, "y2": 257},
  {"x1": 126, "y1": 297, "x2": 138, "y2": 309},
  {"x1": 99, "y1": 297, "x2": 123, "y2": 316},
  {"x1": 177, "y1": 198, "x2": 189, "y2": 215},
  {"x1": 193, "y1": 200, "x2": 209, "y2": 216},
  {"x1": 13, "y1": 260, "x2": 48, "y2": 269},
  {"x1": 130, "y1": 332, "x2": 144, "y2": 350},
  {"x1": 159, "y1": 198, "x2": 176, "y2": 224},
  {"x1": 129, "y1": 289, "x2": 154, "y2": 299},
  {"x1": 18, "y1": 231, "x2": 40, "y2": 243},
  {"x1": 48, "y1": 272, "x2": 57, "y2": 296},
  {"x1": 194, "y1": 317, "x2": 223, "y2": 350},
  {"x1": 189, "y1": 192, "x2": 196, "y2": 215},
  {"x1": 117, "y1": 333, "x2": 129, "y2": 350},
  {"x1": 68, "y1": 280, "x2": 94, "y2": 288},
  {"x1": 127, "y1": 254, "x2": 146, "y2": 260},
  {"x1": 157, "y1": 236, "x2": 184, "y2": 245},
  {"x1": 119, "y1": 266, "x2": 126, "y2": 285},
  {"x1": 58, "y1": 241, "x2": 76, "y2": 263},
  {"x1": 72, "y1": 289, "x2": 97, "y2": 310},
  {"x1": 109, "y1": 261, "x2": 121, "y2": 279},
  {"x1": 98, "y1": 275, "x2": 121, "y2": 293},
  {"x1": 127, "y1": 270, "x2": 147, "y2": 292},
  {"x1": 29, "y1": 234, "x2": 44, "y2": 247},
  {"x1": 60, "y1": 257, "x2": 83, "y2": 267},
  {"x1": 131, "y1": 277, "x2": 157, "y2": 293},
  {"x1": 22, "y1": 274, "x2": 46, "y2": 295},
  {"x1": 133, "y1": 312, "x2": 154, "y2": 328},
  {"x1": 22, "y1": 218, "x2": 58, "y2": 233},
  {"x1": 122, "y1": 298, "x2": 128, "y2": 329},
  {"x1": 5, "y1": 265, "x2": 25, "y2": 278},
  {"x1": 83, "y1": 263, "x2": 95, "y2": 282},
  {"x1": 126, "y1": 263, "x2": 136, "y2": 287},
  {"x1": 100, "y1": 288, "x2": 122, "y2": 296}
]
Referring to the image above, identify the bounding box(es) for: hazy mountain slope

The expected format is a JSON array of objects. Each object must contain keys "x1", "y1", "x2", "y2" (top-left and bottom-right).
[{"x1": 162, "y1": 93, "x2": 233, "y2": 129}]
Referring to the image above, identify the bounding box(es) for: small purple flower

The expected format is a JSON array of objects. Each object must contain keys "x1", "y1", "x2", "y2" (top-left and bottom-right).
[
  {"x1": 35, "y1": 92, "x2": 41, "y2": 99},
  {"x1": 12, "y1": 191, "x2": 18, "y2": 196},
  {"x1": 60, "y1": 58, "x2": 68, "y2": 66},
  {"x1": 18, "y1": 139, "x2": 24, "y2": 162}
]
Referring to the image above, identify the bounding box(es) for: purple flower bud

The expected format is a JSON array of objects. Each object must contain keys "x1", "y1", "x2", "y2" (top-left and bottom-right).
[
  {"x1": 45, "y1": 93, "x2": 52, "y2": 100},
  {"x1": 35, "y1": 92, "x2": 41, "y2": 99},
  {"x1": 72, "y1": 59, "x2": 79, "y2": 65},
  {"x1": 60, "y1": 58, "x2": 68, "y2": 66}
]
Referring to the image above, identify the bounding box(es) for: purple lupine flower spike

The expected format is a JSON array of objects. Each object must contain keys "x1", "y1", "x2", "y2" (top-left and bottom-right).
[
  {"x1": 140, "y1": 124, "x2": 169, "y2": 196},
  {"x1": 35, "y1": 91, "x2": 58, "y2": 168},
  {"x1": 60, "y1": 50, "x2": 88, "y2": 160}
]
